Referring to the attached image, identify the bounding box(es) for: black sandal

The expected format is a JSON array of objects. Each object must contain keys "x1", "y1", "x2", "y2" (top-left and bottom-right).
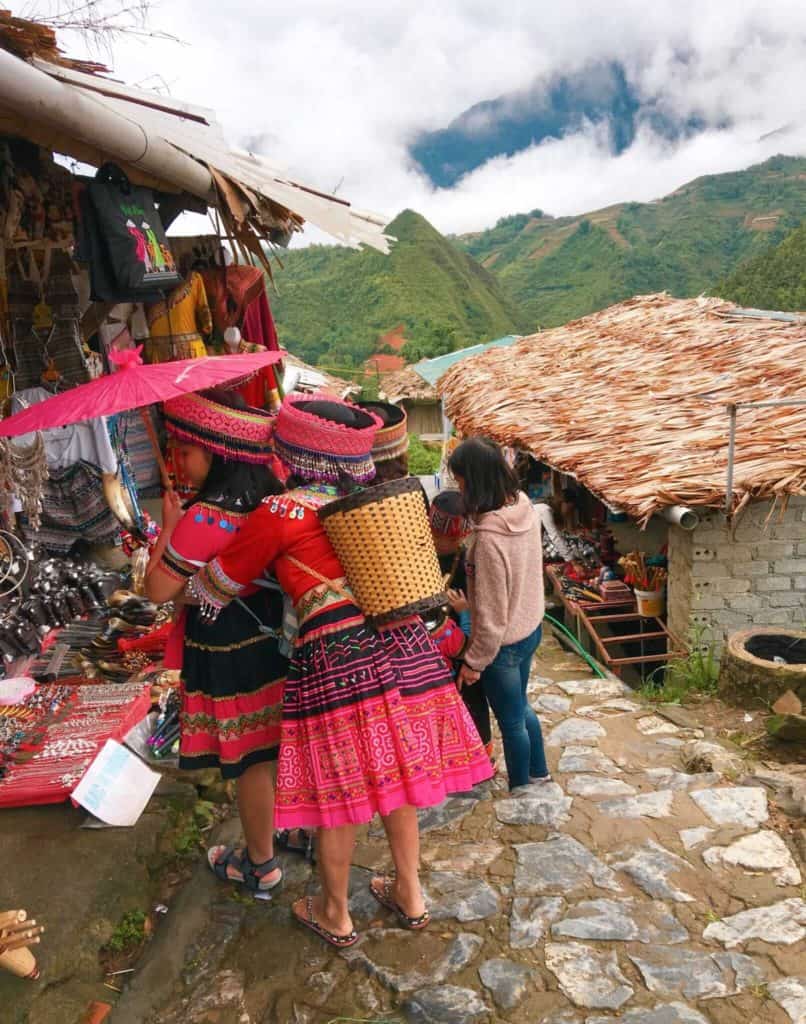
[
  {"x1": 275, "y1": 828, "x2": 316, "y2": 863},
  {"x1": 207, "y1": 845, "x2": 283, "y2": 894},
  {"x1": 369, "y1": 876, "x2": 430, "y2": 930},
  {"x1": 292, "y1": 896, "x2": 358, "y2": 948}
]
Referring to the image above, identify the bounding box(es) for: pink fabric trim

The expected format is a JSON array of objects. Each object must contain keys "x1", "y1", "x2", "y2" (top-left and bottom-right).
[
  {"x1": 274, "y1": 393, "x2": 381, "y2": 459},
  {"x1": 163, "y1": 392, "x2": 273, "y2": 464}
]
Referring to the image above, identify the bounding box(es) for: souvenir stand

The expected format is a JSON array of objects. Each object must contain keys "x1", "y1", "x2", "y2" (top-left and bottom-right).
[
  {"x1": 0, "y1": 14, "x2": 393, "y2": 984},
  {"x1": 0, "y1": 13, "x2": 391, "y2": 831},
  {"x1": 514, "y1": 453, "x2": 684, "y2": 680},
  {"x1": 0, "y1": 138, "x2": 285, "y2": 810}
]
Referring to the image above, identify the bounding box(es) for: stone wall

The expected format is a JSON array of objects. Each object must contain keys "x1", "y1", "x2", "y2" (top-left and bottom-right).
[{"x1": 667, "y1": 496, "x2": 806, "y2": 651}]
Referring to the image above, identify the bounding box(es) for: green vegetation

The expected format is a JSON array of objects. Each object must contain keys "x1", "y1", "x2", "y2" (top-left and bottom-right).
[
  {"x1": 641, "y1": 623, "x2": 720, "y2": 704},
  {"x1": 407, "y1": 434, "x2": 441, "y2": 476},
  {"x1": 105, "y1": 909, "x2": 147, "y2": 954},
  {"x1": 458, "y1": 154, "x2": 806, "y2": 331},
  {"x1": 271, "y1": 156, "x2": 806, "y2": 371},
  {"x1": 173, "y1": 812, "x2": 203, "y2": 857},
  {"x1": 272, "y1": 210, "x2": 523, "y2": 367},
  {"x1": 719, "y1": 220, "x2": 806, "y2": 310}
]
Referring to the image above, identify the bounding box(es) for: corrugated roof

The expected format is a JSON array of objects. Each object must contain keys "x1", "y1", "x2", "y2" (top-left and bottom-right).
[
  {"x1": 438, "y1": 294, "x2": 806, "y2": 524},
  {"x1": 412, "y1": 335, "x2": 520, "y2": 387}
]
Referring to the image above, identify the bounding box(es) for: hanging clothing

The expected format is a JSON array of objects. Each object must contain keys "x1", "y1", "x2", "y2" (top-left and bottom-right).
[
  {"x1": 201, "y1": 265, "x2": 279, "y2": 403},
  {"x1": 192, "y1": 490, "x2": 493, "y2": 829},
  {"x1": 10, "y1": 387, "x2": 117, "y2": 473},
  {"x1": 19, "y1": 460, "x2": 119, "y2": 554},
  {"x1": 112, "y1": 409, "x2": 162, "y2": 498},
  {"x1": 97, "y1": 304, "x2": 150, "y2": 368},
  {"x1": 200, "y1": 265, "x2": 277, "y2": 348},
  {"x1": 99, "y1": 310, "x2": 161, "y2": 497},
  {"x1": 158, "y1": 500, "x2": 287, "y2": 778},
  {"x1": 144, "y1": 272, "x2": 212, "y2": 363},
  {"x1": 242, "y1": 283, "x2": 278, "y2": 350},
  {"x1": 7, "y1": 253, "x2": 89, "y2": 390},
  {"x1": 10, "y1": 387, "x2": 119, "y2": 553},
  {"x1": 224, "y1": 339, "x2": 277, "y2": 410},
  {"x1": 533, "y1": 501, "x2": 573, "y2": 561},
  {"x1": 41, "y1": 251, "x2": 88, "y2": 387}
]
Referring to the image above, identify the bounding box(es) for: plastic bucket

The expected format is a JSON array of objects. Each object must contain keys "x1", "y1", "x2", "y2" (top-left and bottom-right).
[{"x1": 635, "y1": 588, "x2": 665, "y2": 617}]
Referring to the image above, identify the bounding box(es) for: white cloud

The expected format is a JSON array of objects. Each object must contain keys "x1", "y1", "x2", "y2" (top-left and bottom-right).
[{"x1": 54, "y1": 1, "x2": 806, "y2": 239}]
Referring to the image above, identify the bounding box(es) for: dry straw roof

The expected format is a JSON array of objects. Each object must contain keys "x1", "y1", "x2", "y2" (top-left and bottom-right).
[
  {"x1": 379, "y1": 366, "x2": 438, "y2": 404},
  {"x1": 438, "y1": 293, "x2": 806, "y2": 524}
]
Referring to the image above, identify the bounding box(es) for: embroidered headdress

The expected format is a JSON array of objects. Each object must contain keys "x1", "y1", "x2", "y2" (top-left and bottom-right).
[
  {"x1": 429, "y1": 489, "x2": 472, "y2": 538},
  {"x1": 356, "y1": 400, "x2": 409, "y2": 464},
  {"x1": 163, "y1": 392, "x2": 273, "y2": 464},
  {"x1": 273, "y1": 393, "x2": 381, "y2": 483}
]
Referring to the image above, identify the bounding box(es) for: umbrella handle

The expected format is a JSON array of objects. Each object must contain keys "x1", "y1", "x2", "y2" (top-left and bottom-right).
[{"x1": 139, "y1": 408, "x2": 172, "y2": 491}]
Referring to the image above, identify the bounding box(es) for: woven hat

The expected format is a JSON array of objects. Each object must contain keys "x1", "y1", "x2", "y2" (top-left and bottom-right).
[
  {"x1": 273, "y1": 393, "x2": 381, "y2": 483},
  {"x1": 163, "y1": 392, "x2": 273, "y2": 464},
  {"x1": 356, "y1": 400, "x2": 409, "y2": 463},
  {"x1": 429, "y1": 490, "x2": 472, "y2": 538}
]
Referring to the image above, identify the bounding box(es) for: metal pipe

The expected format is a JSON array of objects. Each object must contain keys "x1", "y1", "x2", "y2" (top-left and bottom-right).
[
  {"x1": 662, "y1": 505, "x2": 700, "y2": 530},
  {"x1": 0, "y1": 50, "x2": 213, "y2": 200},
  {"x1": 725, "y1": 403, "x2": 737, "y2": 515}
]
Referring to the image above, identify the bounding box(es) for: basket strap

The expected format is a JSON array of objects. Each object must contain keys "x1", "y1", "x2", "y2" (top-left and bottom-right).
[{"x1": 283, "y1": 554, "x2": 355, "y2": 604}]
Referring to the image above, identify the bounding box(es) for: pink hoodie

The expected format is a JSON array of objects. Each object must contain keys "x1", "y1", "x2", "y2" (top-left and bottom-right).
[{"x1": 463, "y1": 492, "x2": 545, "y2": 672}]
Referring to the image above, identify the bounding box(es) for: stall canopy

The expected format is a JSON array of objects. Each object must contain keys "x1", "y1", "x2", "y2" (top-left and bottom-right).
[
  {"x1": 438, "y1": 293, "x2": 806, "y2": 524},
  {"x1": 0, "y1": 12, "x2": 392, "y2": 256}
]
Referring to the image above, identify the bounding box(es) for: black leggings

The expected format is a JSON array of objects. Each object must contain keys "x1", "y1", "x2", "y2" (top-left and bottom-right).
[{"x1": 461, "y1": 679, "x2": 492, "y2": 746}]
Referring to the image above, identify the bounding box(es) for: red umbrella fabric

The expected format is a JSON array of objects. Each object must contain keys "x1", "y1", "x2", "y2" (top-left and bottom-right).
[{"x1": 0, "y1": 350, "x2": 286, "y2": 437}]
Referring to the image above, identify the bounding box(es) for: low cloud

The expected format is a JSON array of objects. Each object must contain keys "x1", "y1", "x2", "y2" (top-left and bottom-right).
[{"x1": 56, "y1": 0, "x2": 806, "y2": 239}]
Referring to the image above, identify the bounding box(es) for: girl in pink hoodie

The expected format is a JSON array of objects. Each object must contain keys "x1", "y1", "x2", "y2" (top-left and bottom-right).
[{"x1": 449, "y1": 438, "x2": 550, "y2": 790}]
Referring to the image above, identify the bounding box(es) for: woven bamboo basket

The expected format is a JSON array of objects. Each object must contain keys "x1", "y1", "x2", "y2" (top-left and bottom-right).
[{"x1": 318, "y1": 477, "x2": 447, "y2": 626}]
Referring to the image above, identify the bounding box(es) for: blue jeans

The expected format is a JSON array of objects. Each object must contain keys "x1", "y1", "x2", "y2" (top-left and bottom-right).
[{"x1": 480, "y1": 624, "x2": 547, "y2": 789}]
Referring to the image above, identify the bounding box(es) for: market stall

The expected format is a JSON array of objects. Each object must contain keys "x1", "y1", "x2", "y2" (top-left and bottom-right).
[
  {"x1": 507, "y1": 452, "x2": 683, "y2": 678},
  {"x1": 438, "y1": 293, "x2": 806, "y2": 670},
  {"x1": 0, "y1": 13, "x2": 388, "y2": 837}
]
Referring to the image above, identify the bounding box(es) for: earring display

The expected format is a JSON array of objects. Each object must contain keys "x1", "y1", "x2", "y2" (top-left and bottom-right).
[{"x1": 0, "y1": 680, "x2": 151, "y2": 808}]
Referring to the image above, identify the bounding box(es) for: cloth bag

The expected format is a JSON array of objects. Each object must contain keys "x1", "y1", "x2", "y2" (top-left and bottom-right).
[{"x1": 76, "y1": 164, "x2": 182, "y2": 302}]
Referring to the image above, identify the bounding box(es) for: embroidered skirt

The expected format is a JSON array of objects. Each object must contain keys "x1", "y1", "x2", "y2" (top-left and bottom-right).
[
  {"x1": 275, "y1": 603, "x2": 492, "y2": 829},
  {"x1": 180, "y1": 589, "x2": 287, "y2": 779}
]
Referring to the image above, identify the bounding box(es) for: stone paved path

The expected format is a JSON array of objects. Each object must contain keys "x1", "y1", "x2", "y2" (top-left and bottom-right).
[{"x1": 122, "y1": 632, "x2": 806, "y2": 1024}]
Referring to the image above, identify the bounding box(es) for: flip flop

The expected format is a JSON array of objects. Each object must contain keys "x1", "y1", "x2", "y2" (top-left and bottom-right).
[
  {"x1": 369, "y1": 876, "x2": 430, "y2": 930},
  {"x1": 292, "y1": 896, "x2": 358, "y2": 948}
]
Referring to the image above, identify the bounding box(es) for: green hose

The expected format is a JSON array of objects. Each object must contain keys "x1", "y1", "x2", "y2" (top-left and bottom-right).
[{"x1": 545, "y1": 612, "x2": 607, "y2": 678}]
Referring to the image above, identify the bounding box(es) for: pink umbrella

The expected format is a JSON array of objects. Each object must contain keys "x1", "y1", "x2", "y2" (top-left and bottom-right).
[{"x1": 0, "y1": 349, "x2": 286, "y2": 488}]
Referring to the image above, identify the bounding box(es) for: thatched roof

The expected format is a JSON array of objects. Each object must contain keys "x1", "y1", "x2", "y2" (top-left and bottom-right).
[
  {"x1": 438, "y1": 293, "x2": 806, "y2": 524},
  {"x1": 379, "y1": 366, "x2": 438, "y2": 403}
]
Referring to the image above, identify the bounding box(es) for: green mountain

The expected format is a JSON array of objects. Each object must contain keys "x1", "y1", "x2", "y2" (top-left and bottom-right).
[
  {"x1": 719, "y1": 220, "x2": 806, "y2": 311},
  {"x1": 271, "y1": 209, "x2": 523, "y2": 369},
  {"x1": 457, "y1": 155, "x2": 806, "y2": 331}
]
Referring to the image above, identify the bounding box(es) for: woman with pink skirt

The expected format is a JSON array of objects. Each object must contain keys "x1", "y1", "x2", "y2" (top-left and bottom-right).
[{"x1": 191, "y1": 395, "x2": 492, "y2": 946}]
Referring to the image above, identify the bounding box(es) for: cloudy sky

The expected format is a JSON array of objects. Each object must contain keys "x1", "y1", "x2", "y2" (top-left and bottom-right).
[{"x1": 59, "y1": 0, "x2": 806, "y2": 240}]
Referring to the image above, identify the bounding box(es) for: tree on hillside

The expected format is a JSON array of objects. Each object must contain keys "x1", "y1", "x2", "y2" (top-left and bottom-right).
[
  {"x1": 719, "y1": 221, "x2": 806, "y2": 311},
  {"x1": 402, "y1": 321, "x2": 457, "y2": 363}
]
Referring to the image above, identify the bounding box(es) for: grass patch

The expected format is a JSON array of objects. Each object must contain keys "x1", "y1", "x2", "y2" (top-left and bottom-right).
[
  {"x1": 640, "y1": 623, "x2": 719, "y2": 704},
  {"x1": 104, "y1": 910, "x2": 148, "y2": 955},
  {"x1": 173, "y1": 813, "x2": 203, "y2": 858}
]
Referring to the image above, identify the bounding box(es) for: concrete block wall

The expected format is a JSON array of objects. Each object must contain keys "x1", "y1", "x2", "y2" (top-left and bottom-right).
[{"x1": 667, "y1": 496, "x2": 806, "y2": 650}]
